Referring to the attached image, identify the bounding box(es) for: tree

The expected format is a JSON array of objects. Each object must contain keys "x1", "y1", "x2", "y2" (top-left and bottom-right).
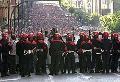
[
  {"x1": 68, "y1": 7, "x2": 75, "y2": 15},
  {"x1": 73, "y1": 8, "x2": 91, "y2": 26},
  {"x1": 61, "y1": 0, "x2": 76, "y2": 9},
  {"x1": 89, "y1": 13, "x2": 100, "y2": 26},
  {"x1": 100, "y1": 11, "x2": 120, "y2": 32}
]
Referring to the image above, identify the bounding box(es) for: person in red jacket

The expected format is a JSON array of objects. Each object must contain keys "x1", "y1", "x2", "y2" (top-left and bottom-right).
[
  {"x1": 80, "y1": 35, "x2": 93, "y2": 73},
  {"x1": 65, "y1": 34, "x2": 76, "y2": 74},
  {"x1": 91, "y1": 31, "x2": 102, "y2": 73},
  {"x1": 24, "y1": 33, "x2": 37, "y2": 77},
  {"x1": 111, "y1": 33, "x2": 120, "y2": 73},
  {"x1": 0, "y1": 33, "x2": 12, "y2": 77},
  {"x1": 77, "y1": 32, "x2": 85, "y2": 73},
  {"x1": 16, "y1": 33, "x2": 27, "y2": 77},
  {"x1": 49, "y1": 33, "x2": 66, "y2": 75},
  {"x1": 35, "y1": 32, "x2": 48, "y2": 75},
  {"x1": 101, "y1": 32, "x2": 112, "y2": 73}
]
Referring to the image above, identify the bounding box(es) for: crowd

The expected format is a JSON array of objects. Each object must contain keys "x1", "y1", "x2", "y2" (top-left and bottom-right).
[
  {"x1": 0, "y1": 29, "x2": 120, "y2": 77},
  {"x1": 25, "y1": 3, "x2": 79, "y2": 34},
  {"x1": 1, "y1": 2, "x2": 120, "y2": 78}
]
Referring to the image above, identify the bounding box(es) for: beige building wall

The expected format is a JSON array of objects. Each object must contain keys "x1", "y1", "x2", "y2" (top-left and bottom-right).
[
  {"x1": 0, "y1": 0, "x2": 18, "y2": 29},
  {"x1": 0, "y1": 0, "x2": 7, "y2": 21},
  {"x1": 0, "y1": 0, "x2": 10, "y2": 20},
  {"x1": 73, "y1": 0, "x2": 114, "y2": 15}
]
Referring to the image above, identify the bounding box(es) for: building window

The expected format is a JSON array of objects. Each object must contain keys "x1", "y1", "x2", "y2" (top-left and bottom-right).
[
  {"x1": 77, "y1": 0, "x2": 83, "y2": 8},
  {"x1": 87, "y1": 0, "x2": 91, "y2": 3},
  {"x1": 102, "y1": 0, "x2": 107, "y2": 4}
]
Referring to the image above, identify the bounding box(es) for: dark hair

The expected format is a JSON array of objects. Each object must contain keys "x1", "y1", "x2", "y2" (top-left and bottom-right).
[{"x1": 11, "y1": 35, "x2": 16, "y2": 40}]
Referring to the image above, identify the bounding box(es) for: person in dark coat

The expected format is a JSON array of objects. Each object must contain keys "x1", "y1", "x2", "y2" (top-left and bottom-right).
[
  {"x1": 16, "y1": 33, "x2": 27, "y2": 77},
  {"x1": 91, "y1": 31, "x2": 102, "y2": 73},
  {"x1": 65, "y1": 34, "x2": 76, "y2": 74},
  {"x1": 49, "y1": 33, "x2": 66, "y2": 75},
  {"x1": 24, "y1": 33, "x2": 37, "y2": 77},
  {"x1": 35, "y1": 32, "x2": 48, "y2": 75},
  {"x1": 0, "y1": 33, "x2": 12, "y2": 77},
  {"x1": 101, "y1": 32, "x2": 112, "y2": 73},
  {"x1": 111, "y1": 33, "x2": 120, "y2": 73},
  {"x1": 80, "y1": 35, "x2": 93, "y2": 73},
  {"x1": 76, "y1": 32, "x2": 85, "y2": 73}
]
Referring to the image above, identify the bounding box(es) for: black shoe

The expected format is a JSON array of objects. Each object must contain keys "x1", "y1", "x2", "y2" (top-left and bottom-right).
[
  {"x1": 72, "y1": 71, "x2": 77, "y2": 74},
  {"x1": 10, "y1": 72, "x2": 16, "y2": 74},
  {"x1": 5, "y1": 74, "x2": 9, "y2": 76},
  {"x1": 90, "y1": 70, "x2": 94, "y2": 73},
  {"x1": 101, "y1": 71, "x2": 105, "y2": 74},
  {"x1": 28, "y1": 74, "x2": 31, "y2": 77},
  {"x1": 35, "y1": 72, "x2": 41, "y2": 75},
  {"x1": 21, "y1": 75, "x2": 25, "y2": 77},
  {"x1": 1, "y1": 75, "x2": 5, "y2": 77},
  {"x1": 68, "y1": 71, "x2": 70, "y2": 74},
  {"x1": 112, "y1": 70, "x2": 118, "y2": 73},
  {"x1": 95, "y1": 71, "x2": 100, "y2": 73},
  {"x1": 42, "y1": 71, "x2": 47, "y2": 74},
  {"x1": 62, "y1": 72, "x2": 66, "y2": 74},
  {"x1": 106, "y1": 71, "x2": 109, "y2": 74},
  {"x1": 55, "y1": 73, "x2": 58, "y2": 75},
  {"x1": 49, "y1": 73, "x2": 53, "y2": 75}
]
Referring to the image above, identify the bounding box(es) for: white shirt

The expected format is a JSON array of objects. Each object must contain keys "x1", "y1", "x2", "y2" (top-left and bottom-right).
[{"x1": 10, "y1": 40, "x2": 16, "y2": 55}]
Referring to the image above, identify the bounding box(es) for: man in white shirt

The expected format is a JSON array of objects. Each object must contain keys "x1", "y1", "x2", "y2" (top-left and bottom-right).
[{"x1": 9, "y1": 35, "x2": 17, "y2": 74}]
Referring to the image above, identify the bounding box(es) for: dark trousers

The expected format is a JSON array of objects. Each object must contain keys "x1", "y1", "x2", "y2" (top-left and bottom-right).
[
  {"x1": 25, "y1": 54, "x2": 33, "y2": 75},
  {"x1": 65, "y1": 52, "x2": 75, "y2": 73},
  {"x1": 0, "y1": 53, "x2": 2, "y2": 73},
  {"x1": 83, "y1": 51, "x2": 92, "y2": 73},
  {"x1": 9, "y1": 55, "x2": 16, "y2": 74},
  {"x1": 79, "y1": 54, "x2": 84, "y2": 73},
  {"x1": 1, "y1": 53, "x2": 9, "y2": 76},
  {"x1": 36, "y1": 52, "x2": 47, "y2": 74},
  {"x1": 19, "y1": 55, "x2": 26, "y2": 76},
  {"x1": 111, "y1": 51, "x2": 119, "y2": 72},
  {"x1": 50, "y1": 51, "x2": 63, "y2": 74},
  {"x1": 61, "y1": 54, "x2": 67, "y2": 73},
  {"x1": 102, "y1": 51, "x2": 110, "y2": 73},
  {"x1": 92, "y1": 53, "x2": 102, "y2": 73}
]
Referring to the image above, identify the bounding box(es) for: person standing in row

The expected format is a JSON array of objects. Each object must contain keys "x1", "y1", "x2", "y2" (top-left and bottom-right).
[
  {"x1": 35, "y1": 32, "x2": 48, "y2": 75},
  {"x1": 80, "y1": 35, "x2": 93, "y2": 73},
  {"x1": 101, "y1": 32, "x2": 112, "y2": 73},
  {"x1": 0, "y1": 33, "x2": 12, "y2": 77},
  {"x1": 91, "y1": 32, "x2": 102, "y2": 73},
  {"x1": 24, "y1": 33, "x2": 37, "y2": 77},
  {"x1": 65, "y1": 34, "x2": 76, "y2": 73},
  {"x1": 9, "y1": 35, "x2": 17, "y2": 74},
  {"x1": 49, "y1": 33, "x2": 66, "y2": 75},
  {"x1": 16, "y1": 33, "x2": 27, "y2": 77},
  {"x1": 111, "y1": 33, "x2": 120, "y2": 73},
  {"x1": 77, "y1": 32, "x2": 85, "y2": 73}
]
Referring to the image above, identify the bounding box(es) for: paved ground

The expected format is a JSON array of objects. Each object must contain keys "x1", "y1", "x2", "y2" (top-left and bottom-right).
[{"x1": 0, "y1": 73, "x2": 120, "y2": 82}]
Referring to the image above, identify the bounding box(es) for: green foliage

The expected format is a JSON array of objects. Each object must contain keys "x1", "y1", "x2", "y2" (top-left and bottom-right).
[
  {"x1": 100, "y1": 11, "x2": 120, "y2": 32},
  {"x1": 73, "y1": 8, "x2": 100, "y2": 26},
  {"x1": 89, "y1": 13, "x2": 100, "y2": 26},
  {"x1": 73, "y1": 8, "x2": 90, "y2": 25},
  {"x1": 61, "y1": 0, "x2": 76, "y2": 9},
  {"x1": 68, "y1": 7, "x2": 75, "y2": 15}
]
